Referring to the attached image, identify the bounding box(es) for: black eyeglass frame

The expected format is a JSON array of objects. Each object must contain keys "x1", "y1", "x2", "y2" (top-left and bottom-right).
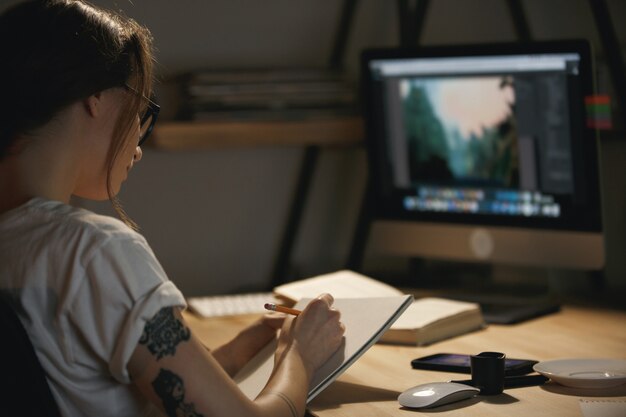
[{"x1": 123, "y1": 84, "x2": 160, "y2": 146}]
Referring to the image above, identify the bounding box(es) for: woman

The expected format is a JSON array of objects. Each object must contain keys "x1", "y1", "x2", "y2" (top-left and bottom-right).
[{"x1": 0, "y1": 1, "x2": 345, "y2": 417}]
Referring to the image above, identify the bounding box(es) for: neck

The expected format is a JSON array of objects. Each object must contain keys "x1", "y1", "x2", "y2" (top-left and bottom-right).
[
  {"x1": 0, "y1": 114, "x2": 85, "y2": 214},
  {"x1": 0, "y1": 150, "x2": 76, "y2": 214}
]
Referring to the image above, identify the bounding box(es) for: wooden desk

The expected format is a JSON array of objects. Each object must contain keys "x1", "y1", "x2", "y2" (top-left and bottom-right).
[{"x1": 185, "y1": 305, "x2": 626, "y2": 416}]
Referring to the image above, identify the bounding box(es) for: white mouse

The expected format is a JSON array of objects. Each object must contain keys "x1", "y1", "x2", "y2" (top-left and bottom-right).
[{"x1": 398, "y1": 382, "x2": 480, "y2": 409}]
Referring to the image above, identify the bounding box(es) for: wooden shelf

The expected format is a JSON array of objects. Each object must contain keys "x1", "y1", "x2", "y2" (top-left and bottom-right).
[{"x1": 151, "y1": 117, "x2": 364, "y2": 150}]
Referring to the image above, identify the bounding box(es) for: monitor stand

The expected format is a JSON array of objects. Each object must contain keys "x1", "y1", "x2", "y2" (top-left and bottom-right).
[
  {"x1": 447, "y1": 293, "x2": 561, "y2": 324},
  {"x1": 392, "y1": 260, "x2": 586, "y2": 325}
]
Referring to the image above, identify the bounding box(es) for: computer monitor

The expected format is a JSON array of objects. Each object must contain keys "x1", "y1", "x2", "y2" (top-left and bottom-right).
[{"x1": 360, "y1": 40, "x2": 604, "y2": 285}]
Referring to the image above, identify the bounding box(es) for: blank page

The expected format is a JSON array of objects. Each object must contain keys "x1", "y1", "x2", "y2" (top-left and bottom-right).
[{"x1": 273, "y1": 270, "x2": 404, "y2": 301}]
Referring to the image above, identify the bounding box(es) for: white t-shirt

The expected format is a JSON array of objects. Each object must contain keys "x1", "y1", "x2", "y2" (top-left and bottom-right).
[{"x1": 0, "y1": 198, "x2": 187, "y2": 417}]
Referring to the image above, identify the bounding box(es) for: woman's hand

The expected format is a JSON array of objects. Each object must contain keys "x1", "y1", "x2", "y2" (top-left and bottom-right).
[
  {"x1": 276, "y1": 293, "x2": 345, "y2": 380},
  {"x1": 213, "y1": 313, "x2": 286, "y2": 376}
]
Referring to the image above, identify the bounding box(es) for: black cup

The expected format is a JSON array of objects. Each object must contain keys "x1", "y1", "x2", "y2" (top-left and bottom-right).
[{"x1": 470, "y1": 351, "x2": 506, "y2": 395}]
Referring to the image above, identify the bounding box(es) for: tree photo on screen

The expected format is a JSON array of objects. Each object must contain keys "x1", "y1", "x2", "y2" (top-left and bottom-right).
[{"x1": 401, "y1": 76, "x2": 520, "y2": 189}]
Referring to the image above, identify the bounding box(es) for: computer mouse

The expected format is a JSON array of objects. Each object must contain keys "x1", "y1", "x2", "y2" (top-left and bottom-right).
[{"x1": 398, "y1": 382, "x2": 480, "y2": 409}]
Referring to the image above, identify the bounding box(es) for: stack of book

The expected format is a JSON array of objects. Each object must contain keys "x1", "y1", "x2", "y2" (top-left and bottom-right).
[
  {"x1": 273, "y1": 270, "x2": 486, "y2": 346},
  {"x1": 169, "y1": 68, "x2": 358, "y2": 122}
]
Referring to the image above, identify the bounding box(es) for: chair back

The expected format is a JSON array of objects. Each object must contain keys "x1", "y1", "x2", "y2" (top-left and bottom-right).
[{"x1": 0, "y1": 295, "x2": 62, "y2": 417}]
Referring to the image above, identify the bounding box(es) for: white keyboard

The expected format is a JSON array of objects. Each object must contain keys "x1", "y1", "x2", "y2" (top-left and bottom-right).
[{"x1": 187, "y1": 292, "x2": 279, "y2": 318}]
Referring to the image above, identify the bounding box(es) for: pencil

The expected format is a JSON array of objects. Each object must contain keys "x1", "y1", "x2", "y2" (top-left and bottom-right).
[{"x1": 264, "y1": 303, "x2": 301, "y2": 316}]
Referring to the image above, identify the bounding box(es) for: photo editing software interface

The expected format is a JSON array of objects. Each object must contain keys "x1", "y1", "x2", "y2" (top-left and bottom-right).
[{"x1": 364, "y1": 43, "x2": 601, "y2": 233}]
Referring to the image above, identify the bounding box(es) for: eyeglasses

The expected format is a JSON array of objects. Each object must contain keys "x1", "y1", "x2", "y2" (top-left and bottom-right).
[
  {"x1": 138, "y1": 99, "x2": 160, "y2": 146},
  {"x1": 124, "y1": 85, "x2": 160, "y2": 146}
]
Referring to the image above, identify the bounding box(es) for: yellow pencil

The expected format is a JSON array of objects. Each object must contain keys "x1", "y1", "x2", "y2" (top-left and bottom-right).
[{"x1": 264, "y1": 303, "x2": 301, "y2": 316}]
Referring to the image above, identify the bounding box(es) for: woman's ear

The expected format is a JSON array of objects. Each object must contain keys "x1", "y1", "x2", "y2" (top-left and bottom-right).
[{"x1": 84, "y1": 92, "x2": 103, "y2": 118}]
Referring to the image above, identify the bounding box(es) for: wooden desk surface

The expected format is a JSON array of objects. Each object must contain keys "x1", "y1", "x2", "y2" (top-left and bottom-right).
[{"x1": 184, "y1": 305, "x2": 626, "y2": 417}]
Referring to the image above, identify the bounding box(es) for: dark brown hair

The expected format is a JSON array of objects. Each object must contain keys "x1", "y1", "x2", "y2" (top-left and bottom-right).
[{"x1": 0, "y1": 0, "x2": 154, "y2": 228}]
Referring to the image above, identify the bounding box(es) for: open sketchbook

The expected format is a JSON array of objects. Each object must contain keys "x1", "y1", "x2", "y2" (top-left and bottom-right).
[
  {"x1": 274, "y1": 270, "x2": 485, "y2": 346},
  {"x1": 233, "y1": 295, "x2": 413, "y2": 402}
]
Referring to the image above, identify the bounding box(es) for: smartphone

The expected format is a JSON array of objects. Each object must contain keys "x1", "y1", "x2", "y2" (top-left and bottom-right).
[{"x1": 411, "y1": 353, "x2": 537, "y2": 376}]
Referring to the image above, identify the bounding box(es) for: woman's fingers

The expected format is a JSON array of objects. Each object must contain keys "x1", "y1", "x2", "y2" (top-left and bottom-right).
[
  {"x1": 316, "y1": 292, "x2": 334, "y2": 306},
  {"x1": 261, "y1": 312, "x2": 286, "y2": 330}
]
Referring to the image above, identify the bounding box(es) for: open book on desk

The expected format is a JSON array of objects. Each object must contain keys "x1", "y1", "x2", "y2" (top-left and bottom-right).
[
  {"x1": 234, "y1": 295, "x2": 413, "y2": 402},
  {"x1": 274, "y1": 270, "x2": 485, "y2": 346}
]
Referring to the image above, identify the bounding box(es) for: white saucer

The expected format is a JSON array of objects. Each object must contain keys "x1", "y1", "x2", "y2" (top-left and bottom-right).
[{"x1": 534, "y1": 359, "x2": 626, "y2": 389}]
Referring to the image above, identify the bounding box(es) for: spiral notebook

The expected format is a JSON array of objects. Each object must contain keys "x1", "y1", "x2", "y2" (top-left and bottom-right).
[{"x1": 233, "y1": 295, "x2": 413, "y2": 402}]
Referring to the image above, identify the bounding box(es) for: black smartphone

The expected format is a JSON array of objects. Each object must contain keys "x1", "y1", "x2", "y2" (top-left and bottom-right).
[{"x1": 411, "y1": 353, "x2": 537, "y2": 376}]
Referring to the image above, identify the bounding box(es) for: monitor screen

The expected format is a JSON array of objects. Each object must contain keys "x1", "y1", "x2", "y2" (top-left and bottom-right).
[{"x1": 361, "y1": 40, "x2": 603, "y2": 269}]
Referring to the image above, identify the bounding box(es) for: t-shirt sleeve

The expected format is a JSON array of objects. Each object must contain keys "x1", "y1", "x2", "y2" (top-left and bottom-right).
[{"x1": 69, "y1": 234, "x2": 186, "y2": 384}]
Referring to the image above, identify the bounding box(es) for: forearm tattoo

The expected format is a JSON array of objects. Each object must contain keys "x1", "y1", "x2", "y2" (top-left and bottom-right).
[
  {"x1": 152, "y1": 369, "x2": 204, "y2": 417},
  {"x1": 267, "y1": 391, "x2": 299, "y2": 417},
  {"x1": 139, "y1": 307, "x2": 190, "y2": 360}
]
